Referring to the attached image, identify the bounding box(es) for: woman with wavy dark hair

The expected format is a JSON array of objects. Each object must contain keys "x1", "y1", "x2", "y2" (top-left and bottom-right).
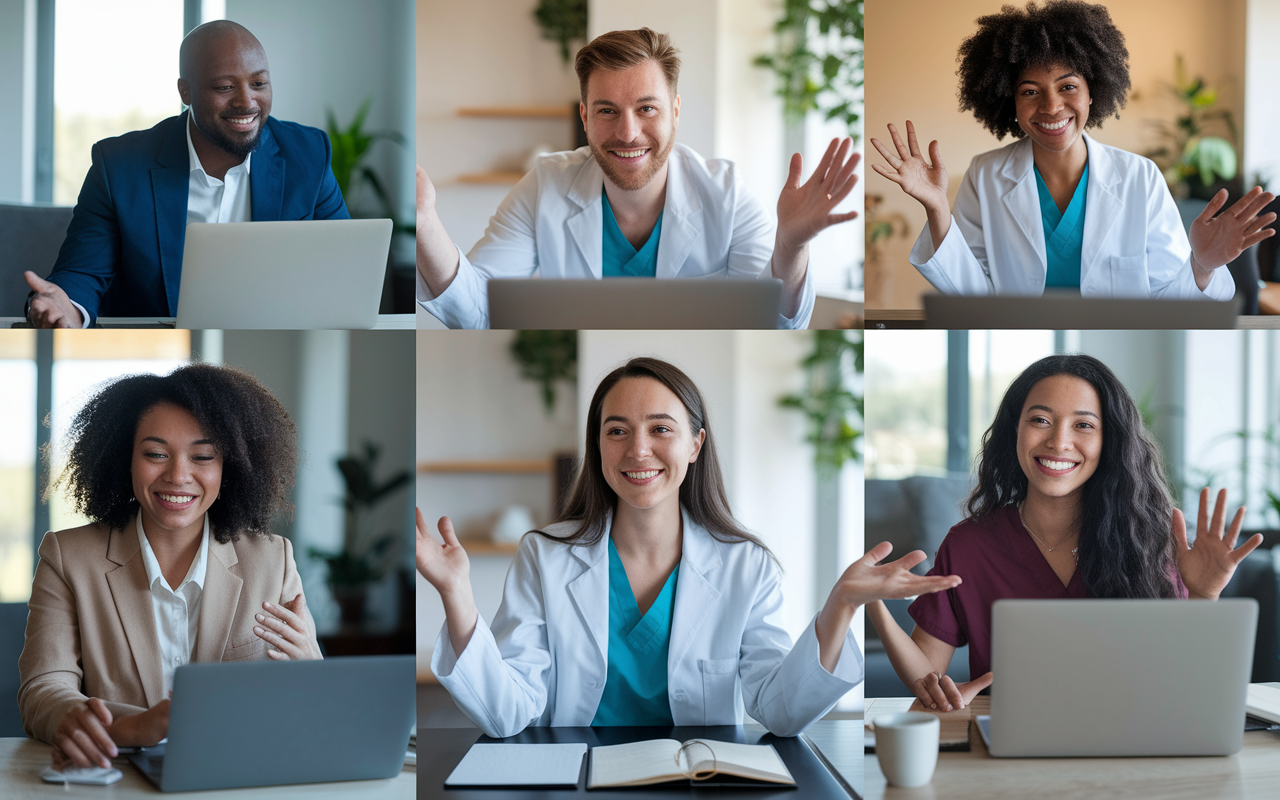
[
  {"x1": 871, "y1": 0, "x2": 1274, "y2": 299},
  {"x1": 418, "y1": 356, "x2": 954, "y2": 738},
  {"x1": 868, "y1": 354, "x2": 1260, "y2": 712},
  {"x1": 18, "y1": 364, "x2": 322, "y2": 771}
]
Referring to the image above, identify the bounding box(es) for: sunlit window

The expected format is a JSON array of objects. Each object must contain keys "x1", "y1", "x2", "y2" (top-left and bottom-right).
[
  {"x1": 54, "y1": 0, "x2": 185, "y2": 205},
  {"x1": 864, "y1": 330, "x2": 948, "y2": 478},
  {"x1": 0, "y1": 333, "x2": 37, "y2": 603}
]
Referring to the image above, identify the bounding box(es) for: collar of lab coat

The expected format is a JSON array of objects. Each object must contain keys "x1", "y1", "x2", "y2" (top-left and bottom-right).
[
  {"x1": 563, "y1": 144, "x2": 706, "y2": 280},
  {"x1": 995, "y1": 132, "x2": 1125, "y2": 270},
  {"x1": 563, "y1": 504, "x2": 726, "y2": 675}
]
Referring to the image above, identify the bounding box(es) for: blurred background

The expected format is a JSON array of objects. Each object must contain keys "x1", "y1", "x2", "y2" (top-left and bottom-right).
[
  {"x1": 416, "y1": 0, "x2": 866, "y2": 329},
  {"x1": 0, "y1": 329, "x2": 415, "y2": 736},
  {"x1": 862, "y1": 329, "x2": 1280, "y2": 696},
  {"x1": 0, "y1": 0, "x2": 418, "y2": 313},
  {"x1": 864, "y1": 0, "x2": 1280, "y2": 312},
  {"x1": 416, "y1": 329, "x2": 865, "y2": 725}
]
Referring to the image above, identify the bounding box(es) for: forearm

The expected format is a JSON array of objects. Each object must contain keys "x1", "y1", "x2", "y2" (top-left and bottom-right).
[
  {"x1": 814, "y1": 596, "x2": 856, "y2": 674},
  {"x1": 441, "y1": 584, "x2": 480, "y2": 657},
  {"x1": 1189, "y1": 252, "x2": 1215, "y2": 293},
  {"x1": 770, "y1": 236, "x2": 808, "y2": 320},
  {"x1": 105, "y1": 710, "x2": 162, "y2": 747},
  {"x1": 923, "y1": 199, "x2": 952, "y2": 252},
  {"x1": 417, "y1": 211, "x2": 462, "y2": 299},
  {"x1": 867, "y1": 601, "x2": 948, "y2": 684}
]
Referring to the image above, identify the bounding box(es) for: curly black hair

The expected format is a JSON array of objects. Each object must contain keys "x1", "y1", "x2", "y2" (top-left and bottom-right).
[
  {"x1": 956, "y1": 1, "x2": 1131, "y2": 140},
  {"x1": 53, "y1": 363, "x2": 297, "y2": 543}
]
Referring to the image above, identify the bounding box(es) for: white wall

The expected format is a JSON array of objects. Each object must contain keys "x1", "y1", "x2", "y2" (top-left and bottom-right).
[
  {"x1": 0, "y1": 0, "x2": 36, "y2": 203},
  {"x1": 224, "y1": 0, "x2": 416, "y2": 222},
  {"x1": 1244, "y1": 0, "x2": 1280, "y2": 188}
]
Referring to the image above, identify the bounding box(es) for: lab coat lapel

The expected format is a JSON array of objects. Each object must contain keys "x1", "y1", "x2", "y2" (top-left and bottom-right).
[
  {"x1": 152, "y1": 114, "x2": 191, "y2": 316},
  {"x1": 249, "y1": 123, "x2": 284, "y2": 222},
  {"x1": 104, "y1": 522, "x2": 165, "y2": 707},
  {"x1": 565, "y1": 156, "x2": 605, "y2": 278},
  {"x1": 998, "y1": 140, "x2": 1047, "y2": 270},
  {"x1": 656, "y1": 151, "x2": 701, "y2": 279},
  {"x1": 565, "y1": 520, "x2": 611, "y2": 673},
  {"x1": 1080, "y1": 134, "x2": 1122, "y2": 273},
  {"x1": 194, "y1": 535, "x2": 243, "y2": 663},
  {"x1": 668, "y1": 509, "x2": 722, "y2": 669}
]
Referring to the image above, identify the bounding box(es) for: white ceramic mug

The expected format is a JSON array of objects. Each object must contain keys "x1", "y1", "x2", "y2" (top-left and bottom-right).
[{"x1": 874, "y1": 712, "x2": 940, "y2": 788}]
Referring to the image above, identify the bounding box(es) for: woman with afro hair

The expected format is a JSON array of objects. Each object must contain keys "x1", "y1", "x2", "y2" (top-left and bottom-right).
[
  {"x1": 18, "y1": 364, "x2": 322, "y2": 771},
  {"x1": 871, "y1": 0, "x2": 1275, "y2": 300}
]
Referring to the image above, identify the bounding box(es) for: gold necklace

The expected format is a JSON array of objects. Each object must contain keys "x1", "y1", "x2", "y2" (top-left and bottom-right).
[{"x1": 1017, "y1": 503, "x2": 1079, "y2": 563}]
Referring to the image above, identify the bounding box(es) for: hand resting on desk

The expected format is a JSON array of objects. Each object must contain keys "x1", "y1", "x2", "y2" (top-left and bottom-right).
[
  {"x1": 23, "y1": 272, "x2": 84, "y2": 329},
  {"x1": 51, "y1": 696, "x2": 170, "y2": 770}
]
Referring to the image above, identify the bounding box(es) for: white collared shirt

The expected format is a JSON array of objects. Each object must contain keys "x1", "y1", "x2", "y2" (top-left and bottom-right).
[
  {"x1": 136, "y1": 513, "x2": 210, "y2": 696},
  {"x1": 66, "y1": 115, "x2": 255, "y2": 327}
]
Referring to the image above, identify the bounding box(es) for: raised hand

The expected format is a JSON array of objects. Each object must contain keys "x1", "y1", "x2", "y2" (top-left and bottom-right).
[
  {"x1": 830, "y1": 541, "x2": 962, "y2": 610},
  {"x1": 254, "y1": 593, "x2": 323, "y2": 660},
  {"x1": 911, "y1": 670, "x2": 993, "y2": 713},
  {"x1": 416, "y1": 165, "x2": 461, "y2": 297},
  {"x1": 416, "y1": 508, "x2": 479, "y2": 655},
  {"x1": 1173, "y1": 487, "x2": 1262, "y2": 600},
  {"x1": 869, "y1": 121, "x2": 949, "y2": 214},
  {"x1": 23, "y1": 271, "x2": 84, "y2": 328},
  {"x1": 1189, "y1": 187, "x2": 1277, "y2": 288},
  {"x1": 774, "y1": 137, "x2": 861, "y2": 256}
]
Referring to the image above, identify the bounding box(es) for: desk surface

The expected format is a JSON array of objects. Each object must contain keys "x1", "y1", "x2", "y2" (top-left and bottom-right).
[
  {"x1": 863, "y1": 309, "x2": 1280, "y2": 330},
  {"x1": 863, "y1": 699, "x2": 1280, "y2": 799},
  {"x1": 420, "y1": 724, "x2": 861, "y2": 799},
  {"x1": 4, "y1": 315, "x2": 416, "y2": 330},
  {"x1": 0, "y1": 738, "x2": 415, "y2": 798}
]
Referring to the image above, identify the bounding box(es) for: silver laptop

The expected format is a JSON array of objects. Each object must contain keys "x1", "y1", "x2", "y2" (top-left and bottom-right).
[
  {"x1": 487, "y1": 278, "x2": 783, "y2": 329},
  {"x1": 924, "y1": 293, "x2": 1238, "y2": 329},
  {"x1": 175, "y1": 219, "x2": 392, "y2": 329},
  {"x1": 127, "y1": 655, "x2": 414, "y2": 791},
  {"x1": 984, "y1": 599, "x2": 1256, "y2": 757}
]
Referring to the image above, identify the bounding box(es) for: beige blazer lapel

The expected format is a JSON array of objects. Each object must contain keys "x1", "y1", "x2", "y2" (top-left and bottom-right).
[
  {"x1": 103, "y1": 525, "x2": 166, "y2": 707},
  {"x1": 194, "y1": 537, "x2": 243, "y2": 663}
]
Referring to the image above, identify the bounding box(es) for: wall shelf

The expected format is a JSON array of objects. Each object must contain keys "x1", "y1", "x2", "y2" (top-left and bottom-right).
[
  {"x1": 455, "y1": 171, "x2": 526, "y2": 186},
  {"x1": 461, "y1": 541, "x2": 522, "y2": 556},
  {"x1": 457, "y1": 105, "x2": 574, "y2": 118},
  {"x1": 418, "y1": 459, "x2": 553, "y2": 474}
]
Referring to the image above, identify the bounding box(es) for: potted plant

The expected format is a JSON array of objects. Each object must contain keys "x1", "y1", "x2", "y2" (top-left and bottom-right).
[
  {"x1": 309, "y1": 442, "x2": 412, "y2": 626},
  {"x1": 1145, "y1": 55, "x2": 1240, "y2": 203},
  {"x1": 327, "y1": 97, "x2": 411, "y2": 233}
]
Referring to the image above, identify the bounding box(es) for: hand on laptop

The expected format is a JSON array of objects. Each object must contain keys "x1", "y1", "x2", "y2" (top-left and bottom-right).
[
  {"x1": 23, "y1": 271, "x2": 84, "y2": 329},
  {"x1": 1173, "y1": 487, "x2": 1264, "y2": 600},
  {"x1": 911, "y1": 670, "x2": 993, "y2": 713},
  {"x1": 51, "y1": 697, "x2": 117, "y2": 769},
  {"x1": 254, "y1": 594, "x2": 323, "y2": 660}
]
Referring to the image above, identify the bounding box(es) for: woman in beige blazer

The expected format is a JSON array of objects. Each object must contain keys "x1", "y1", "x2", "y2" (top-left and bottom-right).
[{"x1": 18, "y1": 364, "x2": 323, "y2": 769}]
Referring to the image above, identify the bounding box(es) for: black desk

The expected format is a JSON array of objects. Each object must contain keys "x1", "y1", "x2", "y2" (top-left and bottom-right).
[{"x1": 419, "y1": 724, "x2": 861, "y2": 799}]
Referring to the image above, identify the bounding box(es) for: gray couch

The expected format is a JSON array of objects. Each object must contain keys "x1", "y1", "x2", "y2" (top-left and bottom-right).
[{"x1": 0, "y1": 203, "x2": 74, "y2": 318}]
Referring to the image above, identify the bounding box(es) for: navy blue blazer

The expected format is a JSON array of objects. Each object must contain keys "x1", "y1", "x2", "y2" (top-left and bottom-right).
[{"x1": 47, "y1": 112, "x2": 350, "y2": 323}]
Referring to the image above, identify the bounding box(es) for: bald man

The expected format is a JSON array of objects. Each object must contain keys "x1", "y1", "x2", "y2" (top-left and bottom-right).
[{"x1": 25, "y1": 21, "x2": 349, "y2": 327}]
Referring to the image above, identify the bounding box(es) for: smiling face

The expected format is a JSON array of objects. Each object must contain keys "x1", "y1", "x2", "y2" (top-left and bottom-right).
[
  {"x1": 598, "y1": 377, "x2": 704, "y2": 516},
  {"x1": 131, "y1": 402, "x2": 223, "y2": 542},
  {"x1": 1016, "y1": 374, "x2": 1103, "y2": 506},
  {"x1": 580, "y1": 59, "x2": 679, "y2": 192},
  {"x1": 1014, "y1": 63, "x2": 1091, "y2": 155},
  {"x1": 178, "y1": 28, "x2": 272, "y2": 160}
]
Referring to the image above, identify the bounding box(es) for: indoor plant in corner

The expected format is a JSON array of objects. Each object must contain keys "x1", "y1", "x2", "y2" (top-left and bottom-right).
[{"x1": 310, "y1": 442, "x2": 412, "y2": 627}]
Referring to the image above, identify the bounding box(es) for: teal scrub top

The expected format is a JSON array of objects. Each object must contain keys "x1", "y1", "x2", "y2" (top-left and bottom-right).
[
  {"x1": 1034, "y1": 163, "x2": 1089, "y2": 290},
  {"x1": 590, "y1": 539, "x2": 679, "y2": 726},
  {"x1": 601, "y1": 189, "x2": 662, "y2": 278}
]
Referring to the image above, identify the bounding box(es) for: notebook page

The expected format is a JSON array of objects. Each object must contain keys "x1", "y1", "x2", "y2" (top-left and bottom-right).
[
  {"x1": 684, "y1": 739, "x2": 794, "y2": 784},
  {"x1": 444, "y1": 743, "x2": 587, "y2": 786},
  {"x1": 588, "y1": 740, "x2": 685, "y2": 787}
]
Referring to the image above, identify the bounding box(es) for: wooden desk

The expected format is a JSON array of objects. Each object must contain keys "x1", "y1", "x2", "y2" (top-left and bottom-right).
[
  {"x1": 863, "y1": 700, "x2": 1280, "y2": 799},
  {"x1": 0, "y1": 738, "x2": 414, "y2": 798},
  {"x1": 3, "y1": 315, "x2": 416, "y2": 330},
  {"x1": 863, "y1": 309, "x2": 1280, "y2": 330}
]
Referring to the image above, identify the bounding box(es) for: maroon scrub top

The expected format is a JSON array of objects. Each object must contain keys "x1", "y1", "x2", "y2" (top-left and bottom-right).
[{"x1": 908, "y1": 505, "x2": 1187, "y2": 679}]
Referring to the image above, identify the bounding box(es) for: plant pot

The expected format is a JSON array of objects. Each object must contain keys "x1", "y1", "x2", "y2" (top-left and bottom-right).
[{"x1": 332, "y1": 586, "x2": 368, "y2": 627}]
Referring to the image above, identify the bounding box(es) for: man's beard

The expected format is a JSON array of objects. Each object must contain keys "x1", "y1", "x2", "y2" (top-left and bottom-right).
[
  {"x1": 589, "y1": 131, "x2": 676, "y2": 191},
  {"x1": 194, "y1": 113, "x2": 263, "y2": 160}
]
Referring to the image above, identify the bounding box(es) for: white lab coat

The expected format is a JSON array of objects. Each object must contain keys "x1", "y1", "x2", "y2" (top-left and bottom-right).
[
  {"x1": 431, "y1": 509, "x2": 862, "y2": 739},
  {"x1": 909, "y1": 133, "x2": 1235, "y2": 300},
  {"x1": 417, "y1": 144, "x2": 815, "y2": 329}
]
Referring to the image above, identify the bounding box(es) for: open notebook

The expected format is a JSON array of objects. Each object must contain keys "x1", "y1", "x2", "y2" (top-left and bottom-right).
[{"x1": 587, "y1": 738, "x2": 795, "y2": 788}]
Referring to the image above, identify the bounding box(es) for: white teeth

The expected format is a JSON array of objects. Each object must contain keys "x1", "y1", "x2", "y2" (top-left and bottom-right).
[
  {"x1": 227, "y1": 116, "x2": 255, "y2": 124},
  {"x1": 158, "y1": 494, "x2": 195, "y2": 504},
  {"x1": 612, "y1": 149, "x2": 648, "y2": 158},
  {"x1": 1037, "y1": 458, "x2": 1077, "y2": 471},
  {"x1": 624, "y1": 469, "x2": 661, "y2": 479},
  {"x1": 1038, "y1": 119, "x2": 1070, "y2": 131}
]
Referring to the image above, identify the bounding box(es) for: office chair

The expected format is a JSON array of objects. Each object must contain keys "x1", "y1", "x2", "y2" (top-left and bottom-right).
[{"x1": 0, "y1": 203, "x2": 74, "y2": 318}]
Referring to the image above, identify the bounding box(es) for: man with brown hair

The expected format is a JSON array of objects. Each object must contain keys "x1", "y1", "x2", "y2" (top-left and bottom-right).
[{"x1": 416, "y1": 28, "x2": 859, "y2": 329}]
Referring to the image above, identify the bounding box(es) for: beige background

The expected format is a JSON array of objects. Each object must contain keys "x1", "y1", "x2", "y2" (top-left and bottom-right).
[{"x1": 864, "y1": 0, "x2": 1250, "y2": 309}]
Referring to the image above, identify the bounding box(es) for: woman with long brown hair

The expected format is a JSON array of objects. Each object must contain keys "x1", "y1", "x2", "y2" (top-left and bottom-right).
[{"x1": 418, "y1": 356, "x2": 953, "y2": 738}]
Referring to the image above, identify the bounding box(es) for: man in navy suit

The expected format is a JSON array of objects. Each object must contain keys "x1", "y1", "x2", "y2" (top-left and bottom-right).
[{"x1": 24, "y1": 20, "x2": 349, "y2": 327}]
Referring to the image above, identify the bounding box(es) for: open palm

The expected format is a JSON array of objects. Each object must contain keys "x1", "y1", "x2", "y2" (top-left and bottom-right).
[
  {"x1": 833, "y1": 541, "x2": 961, "y2": 610},
  {"x1": 869, "y1": 121, "x2": 949, "y2": 211},
  {"x1": 775, "y1": 137, "x2": 860, "y2": 254},
  {"x1": 416, "y1": 509, "x2": 470, "y2": 597},
  {"x1": 1173, "y1": 488, "x2": 1263, "y2": 600},
  {"x1": 1189, "y1": 187, "x2": 1276, "y2": 272}
]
